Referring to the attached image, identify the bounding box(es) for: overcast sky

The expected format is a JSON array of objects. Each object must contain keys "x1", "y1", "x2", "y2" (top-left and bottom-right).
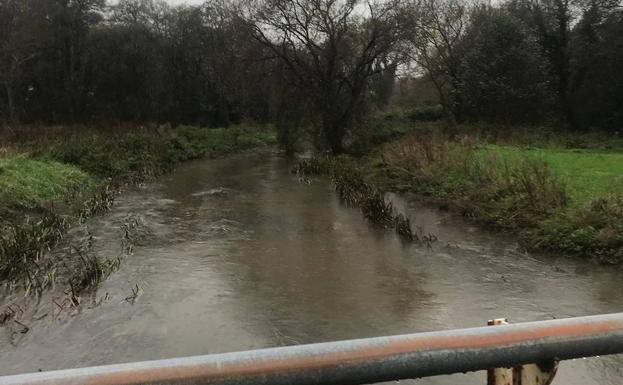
[
  {"x1": 108, "y1": 0, "x2": 206, "y2": 4},
  {"x1": 163, "y1": 0, "x2": 204, "y2": 4}
]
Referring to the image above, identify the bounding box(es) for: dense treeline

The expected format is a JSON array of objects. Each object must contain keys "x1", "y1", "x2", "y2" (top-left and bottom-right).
[
  {"x1": 0, "y1": 0, "x2": 274, "y2": 126},
  {"x1": 404, "y1": 0, "x2": 623, "y2": 129},
  {"x1": 1, "y1": 0, "x2": 622, "y2": 153}
]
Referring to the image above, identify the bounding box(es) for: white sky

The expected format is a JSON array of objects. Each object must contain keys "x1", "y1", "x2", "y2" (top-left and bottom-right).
[
  {"x1": 163, "y1": 0, "x2": 204, "y2": 4},
  {"x1": 108, "y1": 0, "x2": 206, "y2": 5}
]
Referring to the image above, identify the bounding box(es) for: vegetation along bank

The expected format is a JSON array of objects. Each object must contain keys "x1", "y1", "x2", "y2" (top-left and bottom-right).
[
  {"x1": 298, "y1": 118, "x2": 623, "y2": 264},
  {"x1": 0, "y1": 125, "x2": 276, "y2": 296},
  {"x1": 2, "y1": 0, "x2": 623, "y2": 284}
]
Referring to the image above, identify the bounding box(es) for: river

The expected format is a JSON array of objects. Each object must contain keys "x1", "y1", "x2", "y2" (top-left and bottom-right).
[{"x1": 1, "y1": 152, "x2": 622, "y2": 384}]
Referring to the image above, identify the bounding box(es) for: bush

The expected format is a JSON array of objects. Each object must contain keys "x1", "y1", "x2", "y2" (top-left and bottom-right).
[
  {"x1": 165, "y1": 125, "x2": 276, "y2": 163},
  {"x1": 47, "y1": 133, "x2": 165, "y2": 180},
  {"x1": 533, "y1": 195, "x2": 623, "y2": 262},
  {"x1": 345, "y1": 113, "x2": 424, "y2": 156},
  {"x1": 406, "y1": 105, "x2": 444, "y2": 122}
]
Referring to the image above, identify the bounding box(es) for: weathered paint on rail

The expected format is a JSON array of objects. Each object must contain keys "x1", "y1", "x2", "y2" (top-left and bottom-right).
[{"x1": 1, "y1": 313, "x2": 623, "y2": 385}]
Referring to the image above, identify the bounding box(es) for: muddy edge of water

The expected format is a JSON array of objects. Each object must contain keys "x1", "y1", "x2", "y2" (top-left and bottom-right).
[{"x1": 1, "y1": 152, "x2": 623, "y2": 385}]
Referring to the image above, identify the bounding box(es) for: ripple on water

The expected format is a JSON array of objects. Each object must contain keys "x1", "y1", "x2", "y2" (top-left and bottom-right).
[{"x1": 191, "y1": 187, "x2": 237, "y2": 197}]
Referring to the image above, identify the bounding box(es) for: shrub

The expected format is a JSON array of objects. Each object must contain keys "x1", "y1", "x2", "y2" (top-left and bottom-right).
[
  {"x1": 533, "y1": 194, "x2": 623, "y2": 262},
  {"x1": 406, "y1": 105, "x2": 444, "y2": 122},
  {"x1": 47, "y1": 133, "x2": 165, "y2": 180}
]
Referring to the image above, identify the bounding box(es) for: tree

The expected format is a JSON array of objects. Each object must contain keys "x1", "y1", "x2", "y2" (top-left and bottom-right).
[
  {"x1": 86, "y1": 5, "x2": 166, "y2": 121},
  {"x1": 242, "y1": 0, "x2": 403, "y2": 154},
  {"x1": 506, "y1": 0, "x2": 583, "y2": 124},
  {"x1": 0, "y1": 0, "x2": 42, "y2": 122},
  {"x1": 402, "y1": 0, "x2": 467, "y2": 118},
  {"x1": 455, "y1": 6, "x2": 555, "y2": 123},
  {"x1": 568, "y1": 7, "x2": 623, "y2": 129}
]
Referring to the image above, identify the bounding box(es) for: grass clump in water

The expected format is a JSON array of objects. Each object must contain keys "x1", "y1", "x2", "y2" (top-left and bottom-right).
[
  {"x1": 0, "y1": 212, "x2": 66, "y2": 291},
  {"x1": 70, "y1": 254, "x2": 120, "y2": 296},
  {"x1": 297, "y1": 158, "x2": 425, "y2": 243},
  {"x1": 294, "y1": 156, "x2": 339, "y2": 176}
]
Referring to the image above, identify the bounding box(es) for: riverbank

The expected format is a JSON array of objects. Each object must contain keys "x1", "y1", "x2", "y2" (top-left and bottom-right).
[
  {"x1": 2, "y1": 151, "x2": 621, "y2": 384},
  {"x1": 300, "y1": 119, "x2": 623, "y2": 263},
  {"x1": 0, "y1": 125, "x2": 276, "y2": 296}
]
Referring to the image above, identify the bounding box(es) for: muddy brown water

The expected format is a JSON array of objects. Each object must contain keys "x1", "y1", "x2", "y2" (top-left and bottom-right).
[{"x1": 1, "y1": 152, "x2": 623, "y2": 384}]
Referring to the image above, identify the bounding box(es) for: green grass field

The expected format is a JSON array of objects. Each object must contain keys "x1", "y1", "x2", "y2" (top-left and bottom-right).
[{"x1": 480, "y1": 145, "x2": 623, "y2": 205}]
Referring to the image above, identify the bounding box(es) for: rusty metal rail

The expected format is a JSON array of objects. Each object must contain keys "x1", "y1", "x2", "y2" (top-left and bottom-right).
[{"x1": 2, "y1": 313, "x2": 623, "y2": 385}]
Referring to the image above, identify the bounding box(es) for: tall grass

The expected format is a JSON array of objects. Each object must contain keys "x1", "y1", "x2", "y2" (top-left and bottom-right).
[
  {"x1": 297, "y1": 157, "x2": 429, "y2": 243},
  {"x1": 376, "y1": 132, "x2": 623, "y2": 262},
  {"x1": 380, "y1": 134, "x2": 568, "y2": 229},
  {"x1": 0, "y1": 212, "x2": 66, "y2": 291}
]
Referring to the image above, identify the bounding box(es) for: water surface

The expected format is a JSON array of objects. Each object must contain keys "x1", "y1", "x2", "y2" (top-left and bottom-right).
[{"x1": 1, "y1": 153, "x2": 622, "y2": 384}]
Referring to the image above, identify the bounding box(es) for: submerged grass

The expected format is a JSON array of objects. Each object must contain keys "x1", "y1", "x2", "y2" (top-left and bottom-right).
[
  {"x1": 0, "y1": 212, "x2": 67, "y2": 292},
  {"x1": 297, "y1": 157, "x2": 431, "y2": 244}
]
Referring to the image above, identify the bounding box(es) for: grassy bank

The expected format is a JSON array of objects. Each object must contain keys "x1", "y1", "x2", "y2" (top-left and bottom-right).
[
  {"x1": 300, "y1": 118, "x2": 623, "y2": 263},
  {"x1": 0, "y1": 125, "x2": 276, "y2": 292},
  {"x1": 481, "y1": 145, "x2": 623, "y2": 204}
]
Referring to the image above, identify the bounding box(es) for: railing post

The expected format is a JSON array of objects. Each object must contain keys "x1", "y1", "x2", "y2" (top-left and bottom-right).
[
  {"x1": 487, "y1": 319, "x2": 513, "y2": 385},
  {"x1": 512, "y1": 360, "x2": 558, "y2": 385},
  {"x1": 487, "y1": 318, "x2": 558, "y2": 385}
]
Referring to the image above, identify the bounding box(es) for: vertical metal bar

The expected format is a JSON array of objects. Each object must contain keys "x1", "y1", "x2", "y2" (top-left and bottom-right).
[
  {"x1": 513, "y1": 361, "x2": 558, "y2": 385},
  {"x1": 487, "y1": 319, "x2": 558, "y2": 385},
  {"x1": 487, "y1": 318, "x2": 513, "y2": 385}
]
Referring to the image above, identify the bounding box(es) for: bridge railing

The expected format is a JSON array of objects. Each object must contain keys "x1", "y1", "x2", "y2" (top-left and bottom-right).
[{"x1": 1, "y1": 313, "x2": 623, "y2": 385}]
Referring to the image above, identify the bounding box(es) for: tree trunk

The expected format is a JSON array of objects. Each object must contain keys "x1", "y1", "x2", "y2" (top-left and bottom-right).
[
  {"x1": 323, "y1": 118, "x2": 346, "y2": 154},
  {"x1": 4, "y1": 81, "x2": 15, "y2": 122}
]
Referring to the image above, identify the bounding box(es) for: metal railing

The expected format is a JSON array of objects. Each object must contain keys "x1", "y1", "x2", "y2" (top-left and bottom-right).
[{"x1": 1, "y1": 313, "x2": 623, "y2": 385}]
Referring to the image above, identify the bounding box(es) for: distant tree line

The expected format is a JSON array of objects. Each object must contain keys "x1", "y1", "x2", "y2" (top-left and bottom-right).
[
  {"x1": 409, "y1": 0, "x2": 623, "y2": 130},
  {"x1": 1, "y1": 0, "x2": 622, "y2": 153},
  {"x1": 0, "y1": 0, "x2": 274, "y2": 127}
]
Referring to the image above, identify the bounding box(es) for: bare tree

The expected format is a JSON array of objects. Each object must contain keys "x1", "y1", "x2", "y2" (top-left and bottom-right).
[
  {"x1": 403, "y1": 0, "x2": 467, "y2": 118},
  {"x1": 241, "y1": 0, "x2": 404, "y2": 153}
]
